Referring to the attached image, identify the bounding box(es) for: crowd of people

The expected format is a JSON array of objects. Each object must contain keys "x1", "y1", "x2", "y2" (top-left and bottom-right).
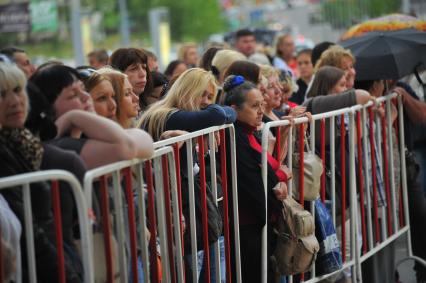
[{"x1": 0, "y1": 27, "x2": 426, "y2": 283}]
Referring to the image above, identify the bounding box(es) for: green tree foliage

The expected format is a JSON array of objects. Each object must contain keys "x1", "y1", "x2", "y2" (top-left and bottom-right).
[
  {"x1": 127, "y1": 0, "x2": 225, "y2": 41},
  {"x1": 321, "y1": 0, "x2": 401, "y2": 29}
]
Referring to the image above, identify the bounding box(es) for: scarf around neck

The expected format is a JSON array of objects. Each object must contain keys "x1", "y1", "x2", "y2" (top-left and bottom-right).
[{"x1": 0, "y1": 127, "x2": 44, "y2": 171}]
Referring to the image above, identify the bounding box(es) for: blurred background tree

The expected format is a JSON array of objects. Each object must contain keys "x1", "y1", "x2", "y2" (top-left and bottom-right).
[{"x1": 321, "y1": 0, "x2": 401, "y2": 29}]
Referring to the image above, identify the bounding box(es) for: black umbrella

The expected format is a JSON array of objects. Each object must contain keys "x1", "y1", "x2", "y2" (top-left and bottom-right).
[{"x1": 339, "y1": 29, "x2": 426, "y2": 80}]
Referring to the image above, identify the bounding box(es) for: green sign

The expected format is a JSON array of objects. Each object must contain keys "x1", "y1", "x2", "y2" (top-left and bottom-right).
[{"x1": 30, "y1": 0, "x2": 58, "y2": 32}]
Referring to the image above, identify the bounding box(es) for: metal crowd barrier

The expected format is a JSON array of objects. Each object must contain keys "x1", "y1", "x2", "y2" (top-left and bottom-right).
[
  {"x1": 4, "y1": 94, "x2": 426, "y2": 283},
  {"x1": 153, "y1": 124, "x2": 241, "y2": 283},
  {"x1": 84, "y1": 146, "x2": 184, "y2": 283},
  {"x1": 0, "y1": 170, "x2": 93, "y2": 283},
  {"x1": 351, "y1": 94, "x2": 426, "y2": 281},
  {"x1": 260, "y1": 93, "x2": 426, "y2": 283}
]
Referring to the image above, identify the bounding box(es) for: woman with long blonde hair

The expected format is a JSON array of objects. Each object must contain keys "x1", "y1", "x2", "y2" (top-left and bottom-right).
[
  {"x1": 97, "y1": 68, "x2": 140, "y2": 129},
  {"x1": 139, "y1": 68, "x2": 236, "y2": 140},
  {"x1": 140, "y1": 68, "x2": 236, "y2": 282}
]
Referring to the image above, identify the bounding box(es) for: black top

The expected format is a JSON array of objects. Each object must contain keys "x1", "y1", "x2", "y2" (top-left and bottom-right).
[
  {"x1": 48, "y1": 137, "x2": 88, "y2": 154},
  {"x1": 231, "y1": 121, "x2": 283, "y2": 226},
  {"x1": 290, "y1": 78, "x2": 308, "y2": 105},
  {"x1": 165, "y1": 104, "x2": 237, "y2": 134},
  {"x1": 0, "y1": 141, "x2": 82, "y2": 282},
  {"x1": 41, "y1": 144, "x2": 87, "y2": 245}
]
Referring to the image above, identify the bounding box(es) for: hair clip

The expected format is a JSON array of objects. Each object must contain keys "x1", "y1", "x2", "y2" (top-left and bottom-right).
[{"x1": 230, "y1": 75, "x2": 245, "y2": 88}]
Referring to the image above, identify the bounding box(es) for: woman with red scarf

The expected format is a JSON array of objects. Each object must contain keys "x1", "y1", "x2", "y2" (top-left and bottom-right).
[{"x1": 223, "y1": 75, "x2": 288, "y2": 283}]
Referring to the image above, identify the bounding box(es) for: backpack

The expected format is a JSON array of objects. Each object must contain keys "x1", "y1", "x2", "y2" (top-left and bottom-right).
[{"x1": 271, "y1": 197, "x2": 319, "y2": 275}]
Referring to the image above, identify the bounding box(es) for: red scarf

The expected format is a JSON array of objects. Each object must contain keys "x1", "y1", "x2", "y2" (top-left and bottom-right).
[{"x1": 247, "y1": 132, "x2": 287, "y2": 183}]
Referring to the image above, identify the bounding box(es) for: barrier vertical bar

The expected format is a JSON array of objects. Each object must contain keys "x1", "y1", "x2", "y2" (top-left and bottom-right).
[
  {"x1": 228, "y1": 126, "x2": 242, "y2": 283},
  {"x1": 135, "y1": 163, "x2": 150, "y2": 283},
  {"x1": 362, "y1": 107, "x2": 374, "y2": 250},
  {"x1": 208, "y1": 132, "x2": 221, "y2": 283},
  {"x1": 330, "y1": 117, "x2": 337, "y2": 225},
  {"x1": 166, "y1": 150, "x2": 185, "y2": 283},
  {"x1": 356, "y1": 112, "x2": 368, "y2": 254},
  {"x1": 397, "y1": 97, "x2": 415, "y2": 257},
  {"x1": 51, "y1": 180, "x2": 66, "y2": 283},
  {"x1": 380, "y1": 110, "x2": 393, "y2": 236},
  {"x1": 173, "y1": 144, "x2": 186, "y2": 260},
  {"x1": 320, "y1": 119, "x2": 326, "y2": 203},
  {"x1": 24, "y1": 183, "x2": 37, "y2": 283},
  {"x1": 349, "y1": 111, "x2": 359, "y2": 282},
  {"x1": 198, "y1": 135, "x2": 211, "y2": 283},
  {"x1": 186, "y1": 139, "x2": 199, "y2": 283},
  {"x1": 275, "y1": 127, "x2": 281, "y2": 161},
  {"x1": 299, "y1": 123, "x2": 305, "y2": 205},
  {"x1": 154, "y1": 157, "x2": 171, "y2": 283},
  {"x1": 123, "y1": 168, "x2": 139, "y2": 283},
  {"x1": 386, "y1": 99, "x2": 398, "y2": 233},
  {"x1": 112, "y1": 171, "x2": 128, "y2": 283},
  {"x1": 220, "y1": 129, "x2": 232, "y2": 283},
  {"x1": 99, "y1": 176, "x2": 114, "y2": 283},
  {"x1": 392, "y1": 108, "x2": 405, "y2": 229},
  {"x1": 368, "y1": 107, "x2": 380, "y2": 244},
  {"x1": 340, "y1": 114, "x2": 347, "y2": 262},
  {"x1": 145, "y1": 161, "x2": 159, "y2": 283},
  {"x1": 299, "y1": 123, "x2": 305, "y2": 282},
  {"x1": 261, "y1": 123, "x2": 269, "y2": 283},
  {"x1": 161, "y1": 155, "x2": 177, "y2": 283}
]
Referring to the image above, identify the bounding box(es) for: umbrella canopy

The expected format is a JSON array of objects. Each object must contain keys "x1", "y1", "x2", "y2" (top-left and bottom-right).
[
  {"x1": 341, "y1": 13, "x2": 426, "y2": 40},
  {"x1": 340, "y1": 29, "x2": 426, "y2": 81}
]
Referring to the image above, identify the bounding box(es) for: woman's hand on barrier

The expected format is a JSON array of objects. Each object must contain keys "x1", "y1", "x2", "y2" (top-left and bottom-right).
[
  {"x1": 160, "y1": 130, "x2": 189, "y2": 148},
  {"x1": 280, "y1": 164, "x2": 292, "y2": 180},
  {"x1": 374, "y1": 105, "x2": 385, "y2": 118},
  {"x1": 273, "y1": 182, "x2": 288, "y2": 200},
  {"x1": 288, "y1": 106, "x2": 306, "y2": 118}
]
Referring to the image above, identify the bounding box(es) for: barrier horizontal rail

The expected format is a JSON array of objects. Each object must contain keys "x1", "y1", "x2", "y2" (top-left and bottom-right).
[{"x1": 0, "y1": 170, "x2": 93, "y2": 283}]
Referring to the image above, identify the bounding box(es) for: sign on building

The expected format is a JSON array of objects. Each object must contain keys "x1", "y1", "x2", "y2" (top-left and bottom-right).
[
  {"x1": 0, "y1": 3, "x2": 30, "y2": 33},
  {"x1": 30, "y1": 0, "x2": 58, "y2": 32}
]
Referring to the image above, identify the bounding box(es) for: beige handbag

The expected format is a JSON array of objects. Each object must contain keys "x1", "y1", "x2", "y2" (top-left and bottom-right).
[
  {"x1": 292, "y1": 136, "x2": 323, "y2": 201},
  {"x1": 272, "y1": 197, "x2": 319, "y2": 275}
]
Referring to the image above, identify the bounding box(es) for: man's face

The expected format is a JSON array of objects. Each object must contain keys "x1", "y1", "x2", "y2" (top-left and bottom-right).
[
  {"x1": 13, "y1": 52, "x2": 35, "y2": 78},
  {"x1": 88, "y1": 56, "x2": 105, "y2": 69},
  {"x1": 235, "y1": 35, "x2": 256, "y2": 57}
]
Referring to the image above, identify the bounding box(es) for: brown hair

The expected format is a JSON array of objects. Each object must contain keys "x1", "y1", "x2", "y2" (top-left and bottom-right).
[
  {"x1": 306, "y1": 66, "x2": 345, "y2": 98},
  {"x1": 109, "y1": 48, "x2": 153, "y2": 98},
  {"x1": 224, "y1": 60, "x2": 260, "y2": 84}
]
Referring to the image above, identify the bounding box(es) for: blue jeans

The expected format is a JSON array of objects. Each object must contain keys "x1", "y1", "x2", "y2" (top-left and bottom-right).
[
  {"x1": 128, "y1": 256, "x2": 145, "y2": 283},
  {"x1": 186, "y1": 236, "x2": 226, "y2": 283}
]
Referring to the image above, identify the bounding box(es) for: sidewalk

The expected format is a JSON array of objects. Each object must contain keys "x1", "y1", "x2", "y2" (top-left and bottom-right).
[{"x1": 396, "y1": 234, "x2": 416, "y2": 283}]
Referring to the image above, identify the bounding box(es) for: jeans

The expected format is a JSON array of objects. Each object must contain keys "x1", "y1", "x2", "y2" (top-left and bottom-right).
[
  {"x1": 128, "y1": 256, "x2": 145, "y2": 283},
  {"x1": 186, "y1": 236, "x2": 226, "y2": 283}
]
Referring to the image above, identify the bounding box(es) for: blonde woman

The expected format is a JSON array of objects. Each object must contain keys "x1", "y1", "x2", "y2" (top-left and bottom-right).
[
  {"x1": 139, "y1": 68, "x2": 236, "y2": 140},
  {"x1": 315, "y1": 45, "x2": 356, "y2": 89},
  {"x1": 84, "y1": 71, "x2": 117, "y2": 119},
  {"x1": 97, "y1": 68, "x2": 140, "y2": 129},
  {"x1": 211, "y1": 49, "x2": 246, "y2": 84},
  {"x1": 139, "y1": 68, "x2": 236, "y2": 282},
  {"x1": 178, "y1": 42, "x2": 199, "y2": 67}
]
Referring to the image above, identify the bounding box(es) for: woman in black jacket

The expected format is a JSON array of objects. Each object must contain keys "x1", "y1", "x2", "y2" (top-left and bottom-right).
[
  {"x1": 0, "y1": 62, "x2": 83, "y2": 282},
  {"x1": 223, "y1": 75, "x2": 288, "y2": 283}
]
